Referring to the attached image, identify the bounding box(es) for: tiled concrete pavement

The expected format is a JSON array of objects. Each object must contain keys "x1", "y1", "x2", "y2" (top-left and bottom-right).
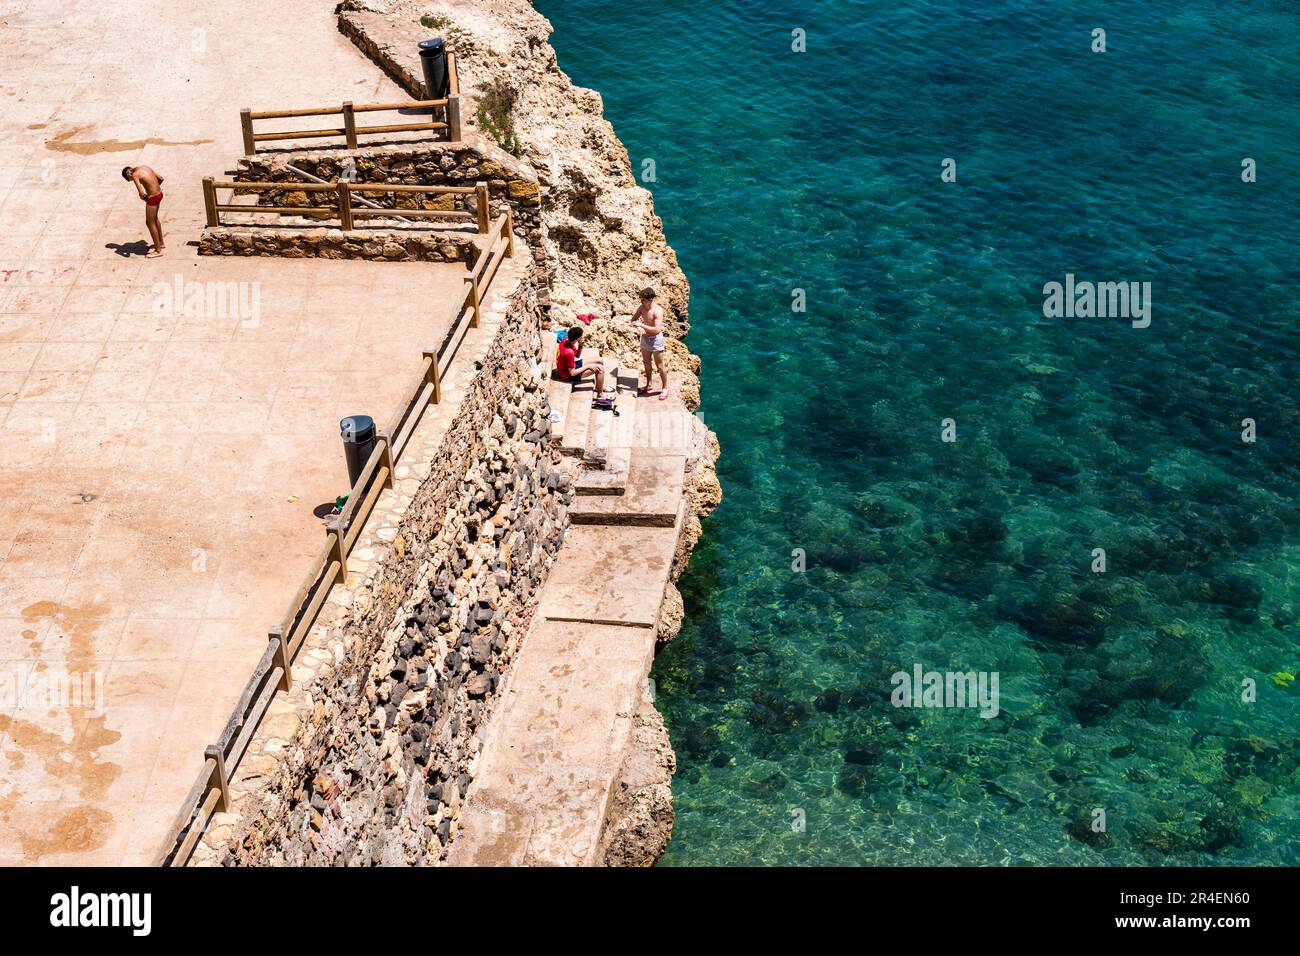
[{"x1": 0, "y1": 0, "x2": 471, "y2": 864}]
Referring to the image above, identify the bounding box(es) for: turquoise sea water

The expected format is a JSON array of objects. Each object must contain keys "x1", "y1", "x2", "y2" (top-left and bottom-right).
[{"x1": 536, "y1": 1, "x2": 1300, "y2": 864}]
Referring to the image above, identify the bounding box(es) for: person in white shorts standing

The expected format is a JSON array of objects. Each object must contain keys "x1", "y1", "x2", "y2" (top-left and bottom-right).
[{"x1": 631, "y1": 287, "x2": 669, "y2": 400}]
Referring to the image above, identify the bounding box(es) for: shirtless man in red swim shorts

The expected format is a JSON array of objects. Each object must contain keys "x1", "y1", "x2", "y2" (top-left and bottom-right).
[{"x1": 122, "y1": 165, "x2": 166, "y2": 257}]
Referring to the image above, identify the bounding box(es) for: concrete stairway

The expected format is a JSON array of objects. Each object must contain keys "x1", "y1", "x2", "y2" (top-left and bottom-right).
[
  {"x1": 548, "y1": 348, "x2": 628, "y2": 464},
  {"x1": 448, "y1": 367, "x2": 693, "y2": 866},
  {"x1": 570, "y1": 452, "x2": 684, "y2": 527}
]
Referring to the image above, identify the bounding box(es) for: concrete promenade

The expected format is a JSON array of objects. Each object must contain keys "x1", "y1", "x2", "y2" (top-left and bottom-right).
[{"x1": 0, "y1": 0, "x2": 467, "y2": 864}]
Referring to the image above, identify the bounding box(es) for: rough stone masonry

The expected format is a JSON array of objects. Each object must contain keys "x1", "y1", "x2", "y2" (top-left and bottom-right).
[{"x1": 209, "y1": 276, "x2": 575, "y2": 865}]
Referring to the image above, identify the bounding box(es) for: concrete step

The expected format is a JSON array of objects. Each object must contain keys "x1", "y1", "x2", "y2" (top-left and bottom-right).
[
  {"x1": 574, "y1": 447, "x2": 629, "y2": 495},
  {"x1": 537, "y1": 523, "x2": 679, "y2": 629},
  {"x1": 546, "y1": 375, "x2": 571, "y2": 448},
  {"x1": 447, "y1": 620, "x2": 655, "y2": 867},
  {"x1": 570, "y1": 452, "x2": 685, "y2": 527},
  {"x1": 632, "y1": 375, "x2": 693, "y2": 456},
  {"x1": 584, "y1": 393, "x2": 617, "y2": 467},
  {"x1": 575, "y1": 369, "x2": 639, "y2": 496},
  {"x1": 560, "y1": 355, "x2": 616, "y2": 457},
  {"x1": 583, "y1": 368, "x2": 636, "y2": 468},
  {"x1": 560, "y1": 381, "x2": 593, "y2": 456}
]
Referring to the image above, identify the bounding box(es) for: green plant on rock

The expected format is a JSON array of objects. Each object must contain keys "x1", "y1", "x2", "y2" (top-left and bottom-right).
[
  {"x1": 419, "y1": 14, "x2": 467, "y2": 45},
  {"x1": 476, "y1": 78, "x2": 523, "y2": 157}
]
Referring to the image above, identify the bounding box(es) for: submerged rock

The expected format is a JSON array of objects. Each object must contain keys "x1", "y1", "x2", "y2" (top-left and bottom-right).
[
  {"x1": 844, "y1": 738, "x2": 885, "y2": 765},
  {"x1": 1194, "y1": 807, "x2": 1243, "y2": 853}
]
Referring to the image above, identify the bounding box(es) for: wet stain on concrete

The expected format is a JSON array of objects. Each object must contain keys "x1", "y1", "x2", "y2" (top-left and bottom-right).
[
  {"x1": 44, "y1": 126, "x2": 212, "y2": 155},
  {"x1": 24, "y1": 806, "x2": 113, "y2": 859},
  {"x1": 21, "y1": 598, "x2": 112, "y2": 659},
  {"x1": 0, "y1": 600, "x2": 122, "y2": 860}
]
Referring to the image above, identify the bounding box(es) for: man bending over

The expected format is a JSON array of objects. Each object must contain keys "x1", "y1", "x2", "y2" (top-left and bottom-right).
[{"x1": 122, "y1": 165, "x2": 166, "y2": 257}]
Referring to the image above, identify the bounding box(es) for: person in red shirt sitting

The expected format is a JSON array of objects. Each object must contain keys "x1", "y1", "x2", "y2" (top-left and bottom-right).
[{"x1": 555, "y1": 326, "x2": 609, "y2": 400}]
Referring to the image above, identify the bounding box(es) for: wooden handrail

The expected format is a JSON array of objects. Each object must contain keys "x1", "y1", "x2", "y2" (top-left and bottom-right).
[
  {"x1": 171, "y1": 780, "x2": 221, "y2": 866},
  {"x1": 344, "y1": 466, "x2": 390, "y2": 553},
  {"x1": 337, "y1": 181, "x2": 353, "y2": 230},
  {"x1": 285, "y1": 558, "x2": 341, "y2": 661},
  {"x1": 242, "y1": 95, "x2": 456, "y2": 154},
  {"x1": 351, "y1": 100, "x2": 447, "y2": 114},
  {"x1": 353, "y1": 121, "x2": 447, "y2": 135},
  {"x1": 278, "y1": 536, "x2": 336, "y2": 638},
  {"x1": 335, "y1": 437, "x2": 387, "y2": 533},
  {"x1": 203, "y1": 180, "x2": 486, "y2": 231},
  {"x1": 350, "y1": 209, "x2": 475, "y2": 221},
  {"x1": 390, "y1": 380, "x2": 436, "y2": 461},
  {"x1": 214, "y1": 205, "x2": 331, "y2": 217},
  {"x1": 216, "y1": 641, "x2": 279, "y2": 752},
  {"x1": 252, "y1": 127, "x2": 349, "y2": 142},
  {"x1": 348, "y1": 184, "x2": 477, "y2": 194},
  {"x1": 211, "y1": 180, "x2": 337, "y2": 191},
  {"x1": 227, "y1": 666, "x2": 282, "y2": 770},
  {"x1": 156, "y1": 211, "x2": 517, "y2": 868},
  {"x1": 249, "y1": 99, "x2": 447, "y2": 120}
]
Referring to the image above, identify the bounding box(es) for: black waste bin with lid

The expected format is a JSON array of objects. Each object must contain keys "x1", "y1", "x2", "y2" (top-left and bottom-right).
[
  {"x1": 340, "y1": 415, "x2": 377, "y2": 488},
  {"x1": 418, "y1": 38, "x2": 449, "y2": 100}
]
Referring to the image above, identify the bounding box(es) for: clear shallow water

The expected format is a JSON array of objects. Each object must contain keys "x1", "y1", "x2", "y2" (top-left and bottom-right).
[{"x1": 536, "y1": 0, "x2": 1300, "y2": 864}]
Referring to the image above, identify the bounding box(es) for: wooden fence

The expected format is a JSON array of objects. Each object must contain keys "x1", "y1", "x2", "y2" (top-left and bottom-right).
[
  {"x1": 240, "y1": 53, "x2": 461, "y2": 154},
  {"x1": 202, "y1": 179, "x2": 492, "y2": 233},
  {"x1": 154, "y1": 207, "x2": 516, "y2": 867}
]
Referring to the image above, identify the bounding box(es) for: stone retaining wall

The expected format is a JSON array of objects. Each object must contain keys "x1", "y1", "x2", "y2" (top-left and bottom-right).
[
  {"x1": 198, "y1": 227, "x2": 479, "y2": 263},
  {"x1": 235, "y1": 143, "x2": 544, "y2": 265},
  {"x1": 200, "y1": 270, "x2": 575, "y2": 865}
]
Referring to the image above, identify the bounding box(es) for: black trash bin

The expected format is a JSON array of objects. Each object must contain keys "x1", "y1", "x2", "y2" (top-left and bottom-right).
[
  {"x1": 418, "y1": 38, "x2": 449, "y2": 100},
  {"x1": 340, "y1": 415, "x2": 377, "y2": 488}
]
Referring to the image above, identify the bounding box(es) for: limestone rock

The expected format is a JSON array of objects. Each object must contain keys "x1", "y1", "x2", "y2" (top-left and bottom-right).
[
  {"x1": 597, "y1": 702, "x2": 676, "y2": 866},
  {"x1": 657, "y1": 581, "x2": 684, "y2": 644}
]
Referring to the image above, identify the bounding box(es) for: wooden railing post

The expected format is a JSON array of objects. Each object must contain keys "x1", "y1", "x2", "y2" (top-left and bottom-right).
[
  {"x1": 342, "y1": 101, "x2": 357, "y2": 150},
  {"x1": 423, "y1": 348, "x2": 442, "y2": 405},
  {"x1": 325, "y1": 518, "x2": 347, "y2": 581},
  {"x1": 467, "y1": 276, "x2": 482, "y2": 328},
  {"x1": 446, "y1": 94, "x2": 462, "y2": 142},
  {"x1": 504, "y1": 206, "x2": 515, "y2": 257},
  {"x1": 376, "y1": 434, "x2": 394, "y2": 490},
  {"x1": 203, "y1": 177, "x2": 219, "y2": 228},
  {"x1": 268, "y1": 626, "x2": 291, "y2": 692},
  {"x1": 240, "y1": 108, "x2": 256, "y2": 156},
  {"x1": 337, "y1": 182, "x2": 353, "y2": 231},
  {"x1": 474, "y1": 183, "x2": 490, "y2": 234},
  {"x1": 205, "y1": 745, "x2": 231, "y2": 812}
]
